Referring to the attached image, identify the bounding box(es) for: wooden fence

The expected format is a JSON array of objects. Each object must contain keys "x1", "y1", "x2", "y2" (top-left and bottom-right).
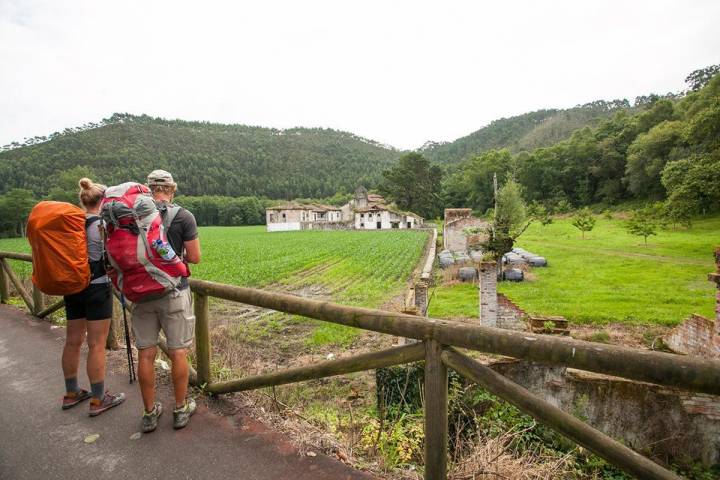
[{"x1": 2, "y1": 251, "x2": 719, "y2": 480}]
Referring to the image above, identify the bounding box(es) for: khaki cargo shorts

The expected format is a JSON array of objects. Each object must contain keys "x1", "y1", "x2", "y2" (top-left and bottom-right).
[{"x1": 132, "y1": 288, "x2": 195, "y2": 350}]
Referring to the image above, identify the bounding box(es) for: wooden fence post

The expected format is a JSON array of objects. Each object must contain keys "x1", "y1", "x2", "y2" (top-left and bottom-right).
[
  {"x1": 194, "y1": 292, "x2": 211, "y2": 386},
  {"x1": 424, "y1": 339, "x2": 448, "y2": 480},
  {"x1": 0, "y1": 263, "x2": 8, "y2": 303},
  {"x1": 1, "y1": 259, "x2": 34, "y2": 312},
  {"x1": 32, "y1": 285, "x2": 44, "y2": 316}
]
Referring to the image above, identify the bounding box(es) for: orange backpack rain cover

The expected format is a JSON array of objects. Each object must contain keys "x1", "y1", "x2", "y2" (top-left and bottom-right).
[{"x1": 27, "y1": 201, "x2": 90, "y2": 295}]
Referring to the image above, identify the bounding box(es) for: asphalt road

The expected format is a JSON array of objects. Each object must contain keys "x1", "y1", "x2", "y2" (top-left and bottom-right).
[{"x1": 0, "y1": 304, "x2": 374, "y2": 480}]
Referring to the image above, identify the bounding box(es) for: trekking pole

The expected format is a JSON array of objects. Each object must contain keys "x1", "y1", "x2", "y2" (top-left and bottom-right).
[{"x1": 120, "y1": 294, "x2": 137, "y2": 383}]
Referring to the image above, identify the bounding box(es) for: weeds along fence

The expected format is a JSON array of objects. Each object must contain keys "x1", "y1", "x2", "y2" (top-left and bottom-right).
[{"x1": 2, "y1": 251, "x2": 719, "y2": 480}]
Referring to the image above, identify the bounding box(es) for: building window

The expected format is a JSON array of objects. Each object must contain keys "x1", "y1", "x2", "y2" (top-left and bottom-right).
[{"x1": 360, "y1": 223, "x2": 364, "y2": 228}]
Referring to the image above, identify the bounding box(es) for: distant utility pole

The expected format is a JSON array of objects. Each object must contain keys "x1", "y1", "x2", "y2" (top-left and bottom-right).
[{"x1": 492, "y1": 172, "x2": 498, "y2": 238}]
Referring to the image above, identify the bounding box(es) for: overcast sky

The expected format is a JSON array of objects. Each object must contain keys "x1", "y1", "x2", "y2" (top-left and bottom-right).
[{"x1": 1, "y1": 0, "x2": 719, "y2": 150}]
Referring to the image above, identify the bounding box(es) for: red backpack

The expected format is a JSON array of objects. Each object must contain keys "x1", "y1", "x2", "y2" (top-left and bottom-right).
[{"x1": 100, "y1": 182, "x2": 189, "y2": 302}]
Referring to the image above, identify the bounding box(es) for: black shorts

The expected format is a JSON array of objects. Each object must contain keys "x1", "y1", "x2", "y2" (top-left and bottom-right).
[{"x1": 64, "y1": 283, "x2": 113, "y2": 321}]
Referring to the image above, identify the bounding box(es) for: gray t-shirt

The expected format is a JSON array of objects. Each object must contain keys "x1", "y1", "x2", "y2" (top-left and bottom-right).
[
  {"x1": 158, "y1": 204, "x2": 198, "y2": 289},
  {"x1": 86, "y1": 215, "x2": 109, "y2": 284}
]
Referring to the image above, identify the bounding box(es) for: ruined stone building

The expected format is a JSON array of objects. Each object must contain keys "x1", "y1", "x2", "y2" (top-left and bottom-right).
[
  {"x1": 443, "y1": 208, "x2": 488, "y2": 252},
  {"x1": 265, "y1": 203, "x2": 343, "y2": 232},
  {"x1": 265, "y1": 186, "x2": 423, "y2": 232}
]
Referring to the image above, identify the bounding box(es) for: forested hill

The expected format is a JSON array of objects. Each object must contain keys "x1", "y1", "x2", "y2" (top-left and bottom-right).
[
  {"x1": 421, "y1": 100, "x2": 640, "y2": 164},
  {"x1": 0, "y1": 114, "x2": 400, "y2": 199}
]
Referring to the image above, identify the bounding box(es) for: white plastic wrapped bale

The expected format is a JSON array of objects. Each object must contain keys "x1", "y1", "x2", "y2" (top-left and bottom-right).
[
  {"x1": 458, "y1": 267, "x2": 477, "y2": 282},
  {"x1": 469, "y1": 250, "x2": 483, "y2": 262}
]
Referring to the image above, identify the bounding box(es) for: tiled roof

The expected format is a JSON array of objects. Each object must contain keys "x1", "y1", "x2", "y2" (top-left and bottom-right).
[
  {"x1": 266, "y1": 202, "x2": 310, "y2": 211},
  {"x1": 267, "y1": 203, "x2": 342, "y2": 212}
]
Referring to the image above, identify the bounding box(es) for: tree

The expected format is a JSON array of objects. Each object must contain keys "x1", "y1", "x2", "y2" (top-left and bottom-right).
[
  {"x1": 1, "y1": 189, "x2": 36, "y2": 236},
  {"x1": 378, "y1": 152, "x2": 444, "y2": 219},
  {"x1": 528, "y1": 201, "x2": 552, "y2": 226},
  {"x1": 685, "y1": 64, "x2": 720, "y2": 91},
  {"x1": 462, "y1": 149, "x2": 514, "y2": 212},
  {"x1": 625, "y1": 208, "x2": 658, "y2": 246},
  {"x1": 662, "y1": 151, "x2": 720, "y2": 219},
  {"x1": 482, "y1": 179, "x2": 531, "y2": 269},
  {"x1": 46, "y1": 166, "x2": 97, "y2": 204},
  {"x1": 571, "y1": 208, "x2": 596, "y2": 239},
  {"x1": 624, "y1": 121, "x2": 683, "y2": 199}
]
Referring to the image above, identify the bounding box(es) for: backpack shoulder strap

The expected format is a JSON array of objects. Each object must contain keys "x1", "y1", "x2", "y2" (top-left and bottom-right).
[
  {"x1": 159, "y1": 204, "x2": 182, "y2": 230},
  {"x1": 85, "y1": 215, "x2": 101, "y2": 230}
]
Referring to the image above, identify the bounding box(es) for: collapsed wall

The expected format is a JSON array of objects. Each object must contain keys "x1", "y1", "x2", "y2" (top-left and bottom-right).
[
  {"x1": 443, "y1": 208, "x2": 488, "y2": 253},
  {"x1": 492, "y1": 360, "x2": 720, "y2": 466},
  {"x1": 663, "y1": 247, "x2": 720, "y2": 358}
]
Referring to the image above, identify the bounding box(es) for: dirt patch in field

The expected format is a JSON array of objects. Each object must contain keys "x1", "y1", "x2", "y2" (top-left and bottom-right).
[
  {"x1": 569, "y1": 322, "x2": 672, "y2": 350},
  {"x1": 206, "y1": 280, "x2": 402, "y2": 378}
]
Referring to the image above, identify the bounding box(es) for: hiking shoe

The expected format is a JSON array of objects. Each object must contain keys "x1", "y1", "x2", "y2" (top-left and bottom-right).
[
  {"x1": 142, "y1": 402, "x2": 163, "y2": 433},
  {"x1": 62, "y1": 389, "x2": 91, "y2": 410},
  {"x1": 173, "y1": 398, "x2": 196, "y2": 430},
  {"x1": 89, "y1": 391, "x2": 126, "y2": 417}
]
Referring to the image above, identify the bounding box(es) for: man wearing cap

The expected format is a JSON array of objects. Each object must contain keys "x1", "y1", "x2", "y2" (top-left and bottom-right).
[{"x1": 133, "y1": 169, "x2": 201, "y2": 432}]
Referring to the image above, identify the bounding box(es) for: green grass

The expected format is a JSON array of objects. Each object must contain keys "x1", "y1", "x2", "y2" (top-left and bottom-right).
[
  {"x1": 429, "y1": 215, "x2": 718, "y2": 326},
  {"x1": 0, "y1": 226, "x2": 428, "y2": 345}
]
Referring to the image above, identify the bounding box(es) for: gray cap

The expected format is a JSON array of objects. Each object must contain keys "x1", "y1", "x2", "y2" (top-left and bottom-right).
[{"x1": 147, "y1": 169, "x2": 176, "y2": 187}]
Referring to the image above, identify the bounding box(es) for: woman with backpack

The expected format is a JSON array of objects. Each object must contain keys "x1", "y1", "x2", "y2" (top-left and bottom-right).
[{"x1": 61, "y1": 178, "x2": 125, "y2": 416}]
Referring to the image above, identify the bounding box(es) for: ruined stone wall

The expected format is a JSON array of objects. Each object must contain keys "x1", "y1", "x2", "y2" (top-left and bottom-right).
[
  {"x1": 492, "y1": 361, "x2": 720, "y2": 466},
  {"x1": 664, "y1": 247, "x2": 720, "y2": 357},
  {"x1": 664, "y1": 314, "x2": 719, "y2": 358},
  {"x1": 479, "y1": 262, "x2": 497, "y2": 327},
  {"x1": 414, "y1": 280, "x2": 429, "y2": 316},
  {"x1": 445, "y1": 217, "x2": 488, "y2": 252},
  {"x1": 303, "y1": 221, "x2": 353, "y2": 231},
  {"x1": 444, "y1": 208, "x2": 472, "y2": 223},
  {"x1": 497, "y1": 293, "x2": 526, "y2": 330}
]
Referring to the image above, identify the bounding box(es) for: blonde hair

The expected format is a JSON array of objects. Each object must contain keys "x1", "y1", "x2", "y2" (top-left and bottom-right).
[
  {"x1": 149, "y1": 184, "x2": 177, "y2": 197},
  {"x1": 78, "y1": 178, "x2": 106, "y2": 208}
]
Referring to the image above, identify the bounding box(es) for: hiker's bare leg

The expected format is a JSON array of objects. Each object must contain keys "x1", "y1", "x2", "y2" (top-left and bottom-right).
[
  {"x1": 86, "y1": 319, "x2": 110, "y2": 384},
  {"x1": 167, "y1": 348, "x2": 189, "y2": 408},
  {"x1": 138, "y1": 346, "x2": 157, "y2": 412},
  {"x1": 62, "y1": 319, "x2": 87, "y2": 382}
]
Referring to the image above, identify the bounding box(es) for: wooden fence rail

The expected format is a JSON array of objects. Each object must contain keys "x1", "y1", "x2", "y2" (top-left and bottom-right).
[
  {"x1": 1, "y1": 250, "x2": 714, "y2": 480},
  {"x1": 188, "y1": 278, "x2": 720, "y2": 395}
]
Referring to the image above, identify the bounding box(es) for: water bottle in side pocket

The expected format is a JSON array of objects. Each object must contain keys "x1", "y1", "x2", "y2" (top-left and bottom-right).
[{"x1": 152, "y1": 238, "x2": 177, "y2": 261}]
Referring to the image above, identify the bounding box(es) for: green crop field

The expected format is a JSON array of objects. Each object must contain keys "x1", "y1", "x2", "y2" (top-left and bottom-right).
[
  {"x1": 429, "y1": 215, "x2": 719, "y2": 326},
  {"x1": 193, "y1": 226, "x2": 428, "y2": 306},
  {"x1": 0, "y1": 226, "x2": 428, "y2": 307}
]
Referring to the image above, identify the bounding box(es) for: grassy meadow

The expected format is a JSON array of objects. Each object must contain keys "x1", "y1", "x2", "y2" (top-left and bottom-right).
[{"x1": 429, "y1": 215, "x2": 719, "y2": 326}]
